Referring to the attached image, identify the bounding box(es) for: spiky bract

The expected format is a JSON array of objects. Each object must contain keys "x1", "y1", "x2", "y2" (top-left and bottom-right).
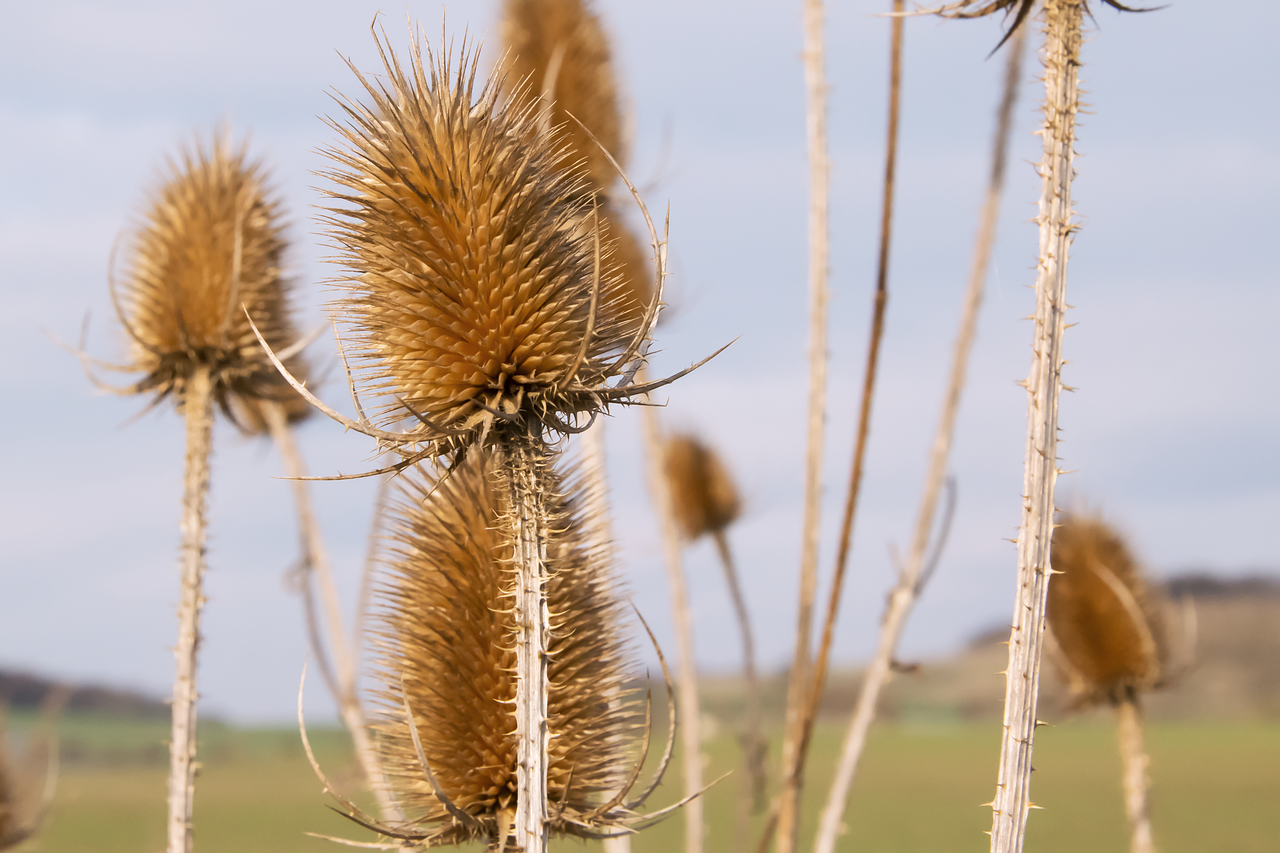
[
  {"x1": 664, "y1": 434, "x2": 741, "y2": 541},
  {"x1": 1047, "y1": 515, "x2": 1168, "y2": 705},
  {"x1": 369, "y1": 451, "x2": 639, "y2": 845},
  {"x1": 118, "y1": 137, "x2": 304, "y2": 417},
  {"x1": 929, "y1": 0, "x2": 1151, "y2": 50},
  {"x1": 499, "y1": 0, "x2": 652, "y2": 329},
  {"x1": 324, "y1": 32, "x2": 642, "y2": 458}
]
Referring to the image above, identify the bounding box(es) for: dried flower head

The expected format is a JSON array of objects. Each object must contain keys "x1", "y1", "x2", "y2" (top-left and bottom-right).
[
  {"x1": 362, "y1": 451, "x2": 658, "y2": 846},
  {"x1": 1047, "y1": 514, "x2": 1169, "y2": 705},
  {"x1": 499, "y1": 0, "x2": 652, "y2": 331},
  {"x1": 319, "y1": 28, "x2": 674, "y2": 467},
  {"x1": 115, "y1": 136, "x2": 305, "y2": 417},
  {"x1": 927, "y1": 0, "x2": 1153, "y2": 50},
  {"x1": 664, "y1": 433, "x2": 741, "y2": 541}
]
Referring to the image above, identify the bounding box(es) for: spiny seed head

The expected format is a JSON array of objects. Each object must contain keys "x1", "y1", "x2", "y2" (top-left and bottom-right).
[
  {"x1": 369, "y1": 451, "x2": 638, "y2": 844},
  {"x1": 324, "y1": 30, "x2": 643, "y2": 457},
  {"x1": 664, "y1": 433, "x2": 741, "y2": 541},
  {"x1": 931, "y1": 0, "x2": 1152, "y2": 51},
  {"x1": 1047, "y1": 514, "x2": 1169, "y2": 706},
  {"x1": 499, "y1": 0, "x2": 653, "y2": 328},
  {"x1": 118, "y1": 136, "x2": 306, "y2": 418}
]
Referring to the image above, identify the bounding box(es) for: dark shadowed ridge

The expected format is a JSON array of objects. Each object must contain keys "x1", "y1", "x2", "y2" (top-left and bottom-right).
[{"x1": 0, "y1": 670, "x2": 168, "y2": 718}]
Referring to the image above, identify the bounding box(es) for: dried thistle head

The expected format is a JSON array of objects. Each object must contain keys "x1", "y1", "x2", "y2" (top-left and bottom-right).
[
  {"x1": 499, "y1": 0, "x2": 652, "y2": 331},
  {"x1": 664, "y1": 433, "x2": 741, "y2": 541},
  {"x1": 323, "y1": 28, "x2": 669, "y2": 464},
  {"x1": 116, "y1": 136, "x2": 305, "y2": 417},
  {"x1": 367, "y1": 451, "x2": 644, "y2": 846},
  {"x1": 928, "y1": 0, "x2": 1153, "y2": 50},
  {"x1": 1047, "y1": 514, "x2": 1169, "y2": 705}
]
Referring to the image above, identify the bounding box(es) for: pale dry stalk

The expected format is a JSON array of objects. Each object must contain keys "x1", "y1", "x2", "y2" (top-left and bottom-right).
[
  {"x1": 988, "y1": 3, "x2": 1083, "y2": 850},
  {"x1": 777, "y1": 0, "x2": 830, "y2": 846},
  {"x1": 639, "y1": 395, "x2": 703, "y2": 853},
  {"x1": 1116, "y1": 695, "x2": 1155, "y2": 853},
  {"x1": 812, "y1": 25, "x2": 1025, "y2": 853},
  {"x1": 506, "y1": 431, "x2": 554, "y2": 853},
  {"x1": 260, "y1": 400, "x2": 402, "y2": 822},
  {"x1": 168, "y1": 364, "x2": 213, "y2": 853}
]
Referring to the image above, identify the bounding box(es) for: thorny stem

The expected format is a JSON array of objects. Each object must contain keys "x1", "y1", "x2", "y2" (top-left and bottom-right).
[
  {"x1": 812, "y1": 24, "x2": 1026, "y2": 853},
  {"x1": 777, "y1": 0, "x2": 830, "y2": 846},
  {"x1": 168, "y1": 364, "x2": 213, "y2": 853},
  {"x1": 503, "y1": 427, "x2": 554, "y2": 853},
  {"x1": 711, "y1": 529, "x2": 765, "y2": 848},
  {"x1": 1116, "y1": 693, "x2": 1155, "y2": 853},
  {"x1": 639, "y1": 384, "x2": 703, "y2": 853},
  {"x1": 989, "y1": 3, "x2": 1082, "y2": 850},
  {"x1": 261, "y1": 401, "x2": 403, "y2": 823}
]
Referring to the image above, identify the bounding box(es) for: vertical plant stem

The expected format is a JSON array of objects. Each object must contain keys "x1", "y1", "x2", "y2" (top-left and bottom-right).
[
  {"x1": 639, "y1": 396, "x2": 703, "y2": 853},
  {"x1": 810, "y1": 26, "x2": 1025, "y2": 853},
  {"x1": 1116, "y1": 694, "x2": 1155, "y2": 853},
  {"x1": 261, "y1": 401, "x2": 402, "y2": 823},
  {"x1": 505, "y1": 428, "x2": 553, "y2": 853},
  {"x1": 711, "y1": 529, "x2": 765, "y2": 839},
  {"x1": 168, "y1": 364, "x2": 213, "y2": 853},
  {"x1": 777, "y1": 0, "x2": 829, "y2": 846},
  {"x1": 989, "y1": 4, "x2": 1082, "y2": 850}
]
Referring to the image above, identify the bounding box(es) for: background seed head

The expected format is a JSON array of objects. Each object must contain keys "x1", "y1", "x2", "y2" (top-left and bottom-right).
[
  {"x1": 1047, "y1": 514, "x2": 1170, "y2": 705},
  {"x1": 664, "y1": 433, "x2": 742, "y2": 541},
  {"x1": 119, "y1": 136, "x2": 305, "y2": 417},
  {"x1": 323, "y1": 33, "x2": 636, "y2": 455},
  {"x1": 368, "y1": 451, "x2": 638, "y2": 843}
]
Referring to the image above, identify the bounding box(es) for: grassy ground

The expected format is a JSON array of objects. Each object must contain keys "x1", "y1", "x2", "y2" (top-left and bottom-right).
[{"x1": 7, "y1": 712, "x2": 1278, "y2": 852}]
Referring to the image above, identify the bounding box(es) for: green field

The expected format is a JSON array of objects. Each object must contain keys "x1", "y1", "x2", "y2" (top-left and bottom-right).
[{"x1": 11, "y1": 713, "x2": 1279, "y2": 852}]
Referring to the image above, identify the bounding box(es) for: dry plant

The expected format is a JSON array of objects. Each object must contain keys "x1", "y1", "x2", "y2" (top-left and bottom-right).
[
  {"x1": 307, "y1": 453, "x2": 679, "y2": 849},
  {"x1": 811, "y1": 23, "x2": 1027, "y2": 853},
  {"x1": 776, "y1": 0, "x2": 831, "y2": 846},
  {"x1": 1047, "y1": 514, "x2": 1185, "y2": 853},
  {"x1": 96, "y1": 135, "x2": 301, "y2": 853},
  {"x1": 261, "y1": 23, "x2": 707, "y2": 853},
  {"x1": 0, "y1": 697, "x2": 63, "y2": 852},
  {"x1": 664, "y1": 434, "x2": 765, "y2": 837},
  {"x1": 928, "y1": 3, "x2": 1151, "y2": 851}
]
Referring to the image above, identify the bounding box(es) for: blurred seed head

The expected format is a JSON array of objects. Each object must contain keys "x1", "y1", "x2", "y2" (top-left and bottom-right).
[
  {"x1": 1047, "y1": 514, "x2": 1169, "y2": 706},
  {"x1": 324, "y1": 30, "x2": 642, "y2": 457},
  {"x1": 499, "y1": 0, "x2": 653, "y2": 332},
  {"x1": 118, "y1": 136, "x2": 306, "y2": 417},
  {"x1": 369, "y1": 451, "x2": 638, "y2": 844},
  {"x1": 664, "y1": 433, "x2": 742, "y2": 541}
]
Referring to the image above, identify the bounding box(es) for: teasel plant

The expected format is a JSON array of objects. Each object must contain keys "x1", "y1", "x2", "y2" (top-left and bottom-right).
[
  {"x1": 664, "y1": 433, "x2": 765, "y2": 840},
  {"x1": 1046, "y1": 514, "x2": 1193, "y2": 853},
  {"x1": 925, "y1": 2, "x2": 1151, "y2": 851},
  {"x1": 299, "y1": 453, "x2": 690, "y2": 850},
  {"x1": 810, "y1": 23, "x2": 1028, "y2": 853},
  {"x1": 0, "y1": 692, "x2": 65, "y2": 852},
  {"x1": 81, "y1": 135, "x2": 308, "y2": 853},
  {"x1": 255, "y1": 23, "x2": 716, "y2": 853},
  {"x1": 775, "y1": 0, "x2": 831, "y2": 845}
]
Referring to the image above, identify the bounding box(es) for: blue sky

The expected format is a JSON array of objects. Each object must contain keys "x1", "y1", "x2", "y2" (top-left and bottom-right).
[{"x1": 1, "y1": 0, "x2": 1276, "y2": 722}]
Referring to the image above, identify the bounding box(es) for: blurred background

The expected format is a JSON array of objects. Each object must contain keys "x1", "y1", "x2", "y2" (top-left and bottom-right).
[{"x1": 1, "y1": 0, "x2": 1277, "y2": 727}]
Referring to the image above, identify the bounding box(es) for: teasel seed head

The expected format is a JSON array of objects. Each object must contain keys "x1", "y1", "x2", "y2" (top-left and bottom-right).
[
  {"x1": 664, "y1": 433, "x2": 742, "y2": 542},
  {"x1": 1047, "y1": 514, "x2": 1170, "y2": 706},
  {"x1": 115, "y1": 135, "x2": 306, "y2": 419},
  {"x1": 499, "y1": 0, "x2": 652, "y2": 331},
  {"x1": 365, "y1": 450, "x2": 640, "y2": 845},
  {"x1": 323, "y1": 29, "x2": 665, "y2": 462},
  {"x1": 928, "y1": 0, "x2": 1153, "y2": 51}
]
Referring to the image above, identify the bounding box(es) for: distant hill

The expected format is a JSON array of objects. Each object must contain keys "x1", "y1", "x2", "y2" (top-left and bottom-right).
[{"x1": 0, "y1": 670, "x2": 168, "y2": 718}]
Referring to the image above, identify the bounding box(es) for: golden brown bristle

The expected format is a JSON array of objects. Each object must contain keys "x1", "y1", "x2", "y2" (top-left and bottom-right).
[
  {"x1": 1047, "y1": 515, "x2": 1167, "y2": 705},
  {"x1": 324, "y1": 33, "x2": 638, "y2": 453},
  {"x1": 119, "y1": 136, "x2": 303, "y2": 416},
  {"x1": 499, "y1": 0, "x2": 652, "y2": 333},
  {"x1": 664, "y1": 433, "x2": 742, "y2": 541},
  {"x1": 368, "y1": 451, "x2": 638, "y2": 844}
]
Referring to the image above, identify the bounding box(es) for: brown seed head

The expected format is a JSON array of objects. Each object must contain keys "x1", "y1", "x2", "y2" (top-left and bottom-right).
[
  {"x1": 118, "y1": 136, "x2": 306, "y2": 417},
  {"x1": 324, "y1": 31, "x2": 643, "y2": 457},
  {"x1": 1047, "y1": 514, "x2": 1168, "y2": 705},
  {"x1": 664, "y1": 433, "x2": 742, "y2": 541},
  {"x1": 369, "y1": 451, "x2": 638, "y2": 844},
  {"x1": 930, "y1": 0, "x2": 1154, "y2": 51},
  {"x1": 499, "y1": 0, "x2": 652, "y2": 329}
]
